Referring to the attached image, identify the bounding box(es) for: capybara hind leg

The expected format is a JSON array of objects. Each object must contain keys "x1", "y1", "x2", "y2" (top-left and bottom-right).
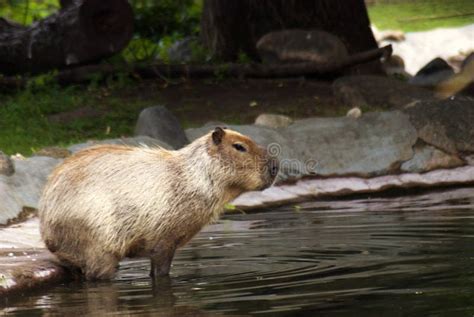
[
  {"x1": 150, "y1": 243, "x2": 176, "y2": 278},
  {"x1": 84, "y1": 252, "x2": 119, "y2": 281}
]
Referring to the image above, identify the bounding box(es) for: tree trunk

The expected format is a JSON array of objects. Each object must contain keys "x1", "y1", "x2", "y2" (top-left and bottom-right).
[
  {"x1": 201, "y1": 0, "x2": 381, "y2": 73},
  {"x1": 0, "y1": 0, "x2": 133, "y2": 76}
]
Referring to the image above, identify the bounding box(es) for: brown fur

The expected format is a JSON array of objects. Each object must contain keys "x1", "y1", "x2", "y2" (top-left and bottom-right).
[{"x1": 39, "y1": 128, "x2": 278, "y2": 280}]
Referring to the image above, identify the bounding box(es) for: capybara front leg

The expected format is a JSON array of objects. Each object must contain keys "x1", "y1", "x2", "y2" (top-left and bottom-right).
[{"x1": 150, "y1": 243, "x2": 176, "y2": 278}]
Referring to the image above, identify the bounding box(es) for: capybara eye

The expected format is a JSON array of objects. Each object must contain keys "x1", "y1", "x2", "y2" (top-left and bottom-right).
[{"x1": 232, "y1": 143, "x2": 247, "y2": 152}]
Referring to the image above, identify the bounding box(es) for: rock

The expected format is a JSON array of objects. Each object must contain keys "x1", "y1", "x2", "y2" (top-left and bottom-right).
[
  {"x1": 465, "y1": 155, "x2": 474, "y2": 165},
  {"x1": 233, "y1": 166, "x2": 474, "y2": 210},
  {"x1": 284, "y1": 111, "x2": 418, "y2": 177},
  {"x1": 404, "y1": 98, "x2": 474, "y2": 155},
  {"x1": 0, "y1": 217, "x2": 43, "y2": 249},
  {"x1": 0, "y1": 151, "x2": 14, "y2": 176},
  {"x1": 0, "y1": 156, "x2": 61, "y2": 225},
  {"x1": 256, "y1": 29, "x2": 348, "y2": 64},
  {"x1": 255, "y1": 113, "x2": 293, "y2": 128},
  {"x1": 188, "y1": 111, "x2": 418, "y2": 178},
  {"x1": 134, "y1": 106, "x2": 188, "y2": 149},
  {"x1": 409, "y1": 58, "x2": 455, "y2": 88},
  {"x1": 35, "y1": 146, "x2": 71, "y2": 159},
  {"x1": 333, "y1": 75, "x2": 435, "y2": 109},
  {"x1": 68, "y1": 136, "x2": 173, "y2": 153},
  {"x1": 167, "y1": 36, "x2": 200, "y2": 63},
  {"x1": 0, "y1": 248, "x2": 67, "y2": 297},
  {"x1": 382, "y1": 55, "x2": 411, "y2": 78},
  {"x1": 401, "y1": 144, "x2": 464, "y2": 173},
  {"x1": 346, "y1": 107, "x2": 362, "y2": 118}
]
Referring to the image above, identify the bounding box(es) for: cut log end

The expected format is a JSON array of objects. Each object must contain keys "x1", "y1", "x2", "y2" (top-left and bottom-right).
[{"x1": 0, "y1": 0, "x2": 134, "y2": 75}]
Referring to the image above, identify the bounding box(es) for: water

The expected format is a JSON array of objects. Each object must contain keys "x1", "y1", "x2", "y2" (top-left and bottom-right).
[{"x1": 3, "y1": 187, "x2": 474, "y2": 316}]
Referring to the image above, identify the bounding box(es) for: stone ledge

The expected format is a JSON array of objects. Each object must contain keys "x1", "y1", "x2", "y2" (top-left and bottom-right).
[
  {"x1": 232, "y1": 165, "x2": 474, "y2": 210},
  {"x1": 0, "y1": 249, "x2": 67, "y2": 297}
]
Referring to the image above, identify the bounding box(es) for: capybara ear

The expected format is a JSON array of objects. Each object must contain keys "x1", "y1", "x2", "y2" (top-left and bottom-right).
[{"x1": 212, "y1": 127, "x2": 226, "y2": 145}]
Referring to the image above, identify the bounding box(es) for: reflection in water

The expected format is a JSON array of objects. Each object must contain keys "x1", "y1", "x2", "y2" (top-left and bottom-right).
[{"x1": 2, "y1": 187, "x2": 474, "y2": 316}]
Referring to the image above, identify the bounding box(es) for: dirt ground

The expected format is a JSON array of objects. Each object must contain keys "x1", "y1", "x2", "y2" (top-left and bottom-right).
[{"x1": 119, "y1": 78, "x2": 348, "y2": 127}]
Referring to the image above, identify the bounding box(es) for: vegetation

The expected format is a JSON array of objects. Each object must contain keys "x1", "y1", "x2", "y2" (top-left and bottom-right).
[
  {"x1": 367, "y1": 0, "x2": 474, "y2": 32},
  {"x1": 0, "y1": 80, "x2": 152, "y2": 155}
]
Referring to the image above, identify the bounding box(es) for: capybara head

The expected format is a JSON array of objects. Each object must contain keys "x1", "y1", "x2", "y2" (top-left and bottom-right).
[{"x1": 208, "y1": 127, "x2": 279, "y2": 191}]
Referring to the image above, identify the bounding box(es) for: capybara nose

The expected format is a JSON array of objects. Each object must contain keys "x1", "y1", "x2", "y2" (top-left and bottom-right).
[{"x1": 268, "y1": 158, "x2": 279, "y2": 178}]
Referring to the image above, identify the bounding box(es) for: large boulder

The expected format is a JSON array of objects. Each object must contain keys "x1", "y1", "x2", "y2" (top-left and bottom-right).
[
  {"x1": 134, "y1": 106, "x2": 188, "y2": 149},
  {"x1": 409, "y1": 58, "x2": 454, "y2": 88},
  {"x1": 333, "y1": 75, "x2": 435, "y2": 109},
  {"x1": 403, "y1": 98, "x2": 474, "y2": 155},
  {"x1": 186, "y1": 111, "x2": 419, "y2": 178},
  {"x1": 256, "y1": 29, "x2": 348, "y2": 64},
  {"x1": 0, "y1": 156, "x2": 61, "y2": 225},
  {"x1": 284, "y1": 111, "x2": 418, "y2": 177}
]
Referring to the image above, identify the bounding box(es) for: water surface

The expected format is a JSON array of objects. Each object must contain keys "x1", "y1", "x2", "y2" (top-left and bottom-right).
[{"x1": 3, "y1": 187, "x2": 474, "y2": 316}]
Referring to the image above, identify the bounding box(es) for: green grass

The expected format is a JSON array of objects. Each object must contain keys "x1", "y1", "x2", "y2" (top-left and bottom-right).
[
  {"x1": 368, "y1": 0, "x2": 474, "y2": 32},
  {"x1": 0, "y1": 83, "x2": 150, "y2": 156}
]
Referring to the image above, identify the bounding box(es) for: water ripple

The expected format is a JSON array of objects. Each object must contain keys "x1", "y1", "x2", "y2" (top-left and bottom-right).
[{"x1": 2, "y1": 187, "x2": 474, "y2": 316}]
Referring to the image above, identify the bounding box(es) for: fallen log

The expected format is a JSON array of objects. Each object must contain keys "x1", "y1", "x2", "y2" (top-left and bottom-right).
[
  {"x1": 57, "y1": 44, "x2": 393, "y2": 83},
  {"x1": 0, "y1": 0, "x2": 133, "y2": 76},
  {"x1": 0, "y1": 45, "x2": 392, "y2": 90}
]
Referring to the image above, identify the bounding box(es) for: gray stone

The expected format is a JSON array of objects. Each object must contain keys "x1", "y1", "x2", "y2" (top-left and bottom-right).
[
  {"x1": 187, "y1": 111, "x2": 418, "y2": 178},
  {"x1": 401, "y1": 144, "x2": 464, "y2": 173},
  {"x1": 68, "y1": 136, "x2": 173, "y2": 153},
  {"x1": 255, "y1": 113, "x2": 293, "y2": 128},
  {"x1": 382, "y1": 55, "x2": 411, "y2": 79},
  {"x1": 256, "y1": 29, "x2": 348, "y2": 64},
  {"x1": 0, "y1": 152, "x2": 14, "y2": 176},
  {"x1": 284, "y1": 111, "x2": 418, "y2": 177},
  {"x1": 134, "y1": 106, "x2": 188, "y2": 149},
  {"x1": 333, "y1": 75, "x2": 435, "y2": 109},
  {"x1": 403, "y1": 98, "x2": 474, "y2": 154},
  {"x1": 0, "y1": 156, "x2": 61, "y2": 225},
  {"x1": 346, "y1": 107, "x2": 362, "y2": 118},
  {"x1": 409, "y1": 58, "x2": 454, "y2": 88}
]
